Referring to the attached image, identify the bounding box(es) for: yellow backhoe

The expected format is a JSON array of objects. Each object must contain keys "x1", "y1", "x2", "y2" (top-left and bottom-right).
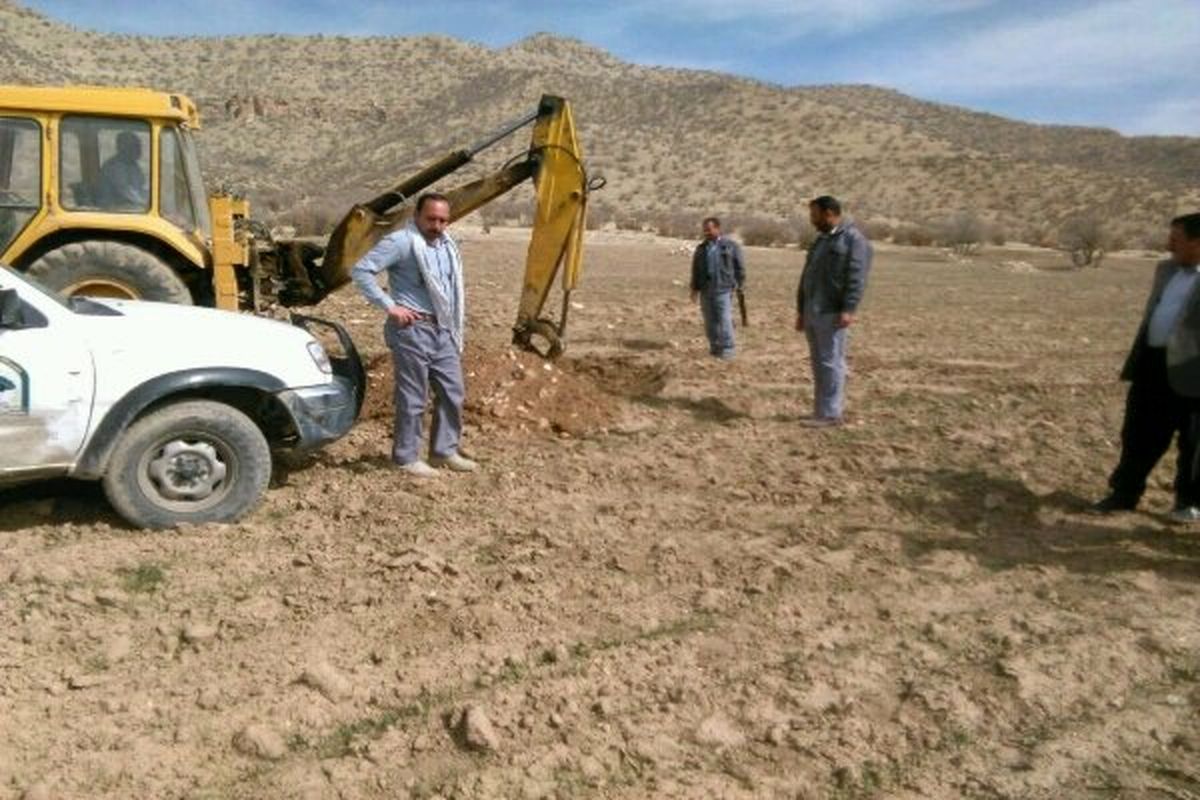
[{"x1": 0, "y1": 86, "x2": 599, "y2": 357}]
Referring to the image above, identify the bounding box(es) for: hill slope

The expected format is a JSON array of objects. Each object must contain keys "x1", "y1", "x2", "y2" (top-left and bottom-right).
[{"x1": 1, "y1": 0, "x2": 1196, "y2": 245}]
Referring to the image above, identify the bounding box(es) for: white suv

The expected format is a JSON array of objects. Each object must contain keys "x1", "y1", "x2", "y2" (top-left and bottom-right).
[{"x1": 0, "y1": 266, "x2": 363, "y2": 528}]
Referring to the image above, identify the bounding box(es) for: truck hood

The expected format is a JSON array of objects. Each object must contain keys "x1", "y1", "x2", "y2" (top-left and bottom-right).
[{"x1": 80, "y1": 298, "x2": 329, "y2": 389}]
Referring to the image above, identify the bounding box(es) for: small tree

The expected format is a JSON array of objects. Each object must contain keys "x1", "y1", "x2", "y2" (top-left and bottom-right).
[
  {"x1": 938, "y1": 211, "x2": 985, "y2": 256},
  {"x1": 894, "y1": 223, "x2": 935, "y2": 247},
  {"x1": 1059, "y1": 213, "x2": 1109, "y2": 268},
  {"x1": 739, "y1": 216, "x2": 791, "y2": 247}
]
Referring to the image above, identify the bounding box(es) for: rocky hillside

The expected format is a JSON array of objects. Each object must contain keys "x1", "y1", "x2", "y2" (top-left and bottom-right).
[{"x1": 1, "y1": 0, "x2": 1196, "y2": 246}]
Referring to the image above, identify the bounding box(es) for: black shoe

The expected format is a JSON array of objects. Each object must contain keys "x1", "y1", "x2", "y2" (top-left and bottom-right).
[{"x1": 1090, "y1": 494, "x2": 1137, "y2": 514}]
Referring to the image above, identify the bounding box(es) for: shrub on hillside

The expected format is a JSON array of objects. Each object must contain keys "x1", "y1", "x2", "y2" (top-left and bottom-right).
[
  {"x1": 585, "y1": 203, "x2": 614, "y2": 231},
  {"x1": 615, "y1": 215, "x2": 643, "y2": 232},
  {"x1": 651, "y1": 211, "x2": 699, "y2": 239},
  {"x1": 795, "y1": 218, "x2": 819, "y2": 251},
  {"x1": 286, "y1": 202, "x2": 344, "y2": 236},
  {"x1": 860, "y1": 219, "x2": 895, "y2": 243},
  {"x1": 893, "y1": 223, "x2": 936, "y2": 247},
  {"x1": 738, "y1": 217, "x2": 792, "y2": 247},
  {"x1": 937, "y1": 210, "x2": 986, "y2": 255},
  {"x1": 1058, "y1": 212, "x2": 1111, "y2": 268}
]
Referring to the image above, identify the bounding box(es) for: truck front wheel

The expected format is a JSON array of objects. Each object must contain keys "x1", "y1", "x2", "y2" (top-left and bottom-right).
[
  {"x1": 102, "y1": 400, "x2": 271, "y2": 529},
  {"x1": 26, "y1": 241, "x2": 192, "y2": 304}
]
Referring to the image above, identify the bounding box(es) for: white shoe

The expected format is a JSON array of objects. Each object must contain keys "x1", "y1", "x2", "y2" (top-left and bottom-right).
[
  {"x1": 1169, "y1": 505, "x2": 1200, "y2": 523},
  {"x1": 397, "y1": 460, "x2": 439, "y2": 478},
  {"x1": 430, "y1": 452, "x2": 478, "y2": 472}
]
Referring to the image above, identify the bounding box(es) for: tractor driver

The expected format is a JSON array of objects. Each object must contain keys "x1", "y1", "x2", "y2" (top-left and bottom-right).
[{"x1": 98, "y1": 131, "x2": 149, "y2": 211}]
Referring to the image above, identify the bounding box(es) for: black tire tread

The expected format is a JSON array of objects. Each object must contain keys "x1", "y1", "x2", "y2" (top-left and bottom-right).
[
  {"x1": 26, "y1": 240, "x2": 192, "y2": 304},
  {"x1": 101, "y1": 400, "x2": 271, "y2": 529}
]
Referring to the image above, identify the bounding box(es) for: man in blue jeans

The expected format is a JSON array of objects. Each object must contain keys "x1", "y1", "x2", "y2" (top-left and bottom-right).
[
  {"x1": 795, "y1": 196, "x2": 873, "y2": 427},
  {"x1": 351, "y1": 192, "x2": 477, "y2": 478},
  {"x1": 690, "y1": 217, "x2": 745, "y2": 360}
]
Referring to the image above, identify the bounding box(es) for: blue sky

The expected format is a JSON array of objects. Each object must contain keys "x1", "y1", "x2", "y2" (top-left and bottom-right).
[{"x1": 22, "y1": 0, "x2": 1200, "y2": 136}]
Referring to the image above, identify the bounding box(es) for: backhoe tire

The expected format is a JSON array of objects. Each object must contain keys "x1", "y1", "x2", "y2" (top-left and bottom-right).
[
  {"x1": 26, "y1": 240, "x2": 192, "y2": 304},
  {"x1": 102, "y1": 400, "x2": 272, "y2": 529}
]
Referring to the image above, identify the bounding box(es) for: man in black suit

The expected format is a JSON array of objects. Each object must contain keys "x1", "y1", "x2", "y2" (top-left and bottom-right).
[{"x1": 1095, "y1": 213, "x2": 1200, "y2": 520}]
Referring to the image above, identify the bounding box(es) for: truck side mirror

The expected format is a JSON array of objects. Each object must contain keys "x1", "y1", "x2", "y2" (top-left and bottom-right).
[{"x1": 0, "y1": 288, "x2": 23, "y2": 328}]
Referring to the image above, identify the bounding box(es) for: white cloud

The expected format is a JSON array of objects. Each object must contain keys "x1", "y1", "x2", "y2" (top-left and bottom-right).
[
  {"x1": 628, "y1": 0, "x2": 998, "y2": 37},
  {"x1": 856, "y1": 0, "x2": 1199, "y2": 92},
  {"x1": 1122, "y1": 96, "x2": 1200, "y2": 137}
]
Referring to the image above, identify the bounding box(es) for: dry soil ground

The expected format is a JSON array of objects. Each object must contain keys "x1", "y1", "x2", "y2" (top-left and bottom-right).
[{"x1": 1, "y1": 230, "x2": 1198, "y2": 800}]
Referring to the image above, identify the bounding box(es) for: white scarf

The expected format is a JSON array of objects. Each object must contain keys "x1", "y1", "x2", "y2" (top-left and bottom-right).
[{"x1": 408, "y1": 224, "x2": 465, "y2": 353}]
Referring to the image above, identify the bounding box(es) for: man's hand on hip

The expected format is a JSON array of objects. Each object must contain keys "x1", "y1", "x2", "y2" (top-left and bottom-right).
[
  {"x1": 388, "y1": 305, "x2": 422, "y2": 326},
  {"x1": 837, "y1": 312, "x2": 855, "y2": 328}
]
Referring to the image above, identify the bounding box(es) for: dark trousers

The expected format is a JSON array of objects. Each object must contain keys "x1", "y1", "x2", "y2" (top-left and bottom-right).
[{"x1": 1108, "y1": 347, "x2": 1200, "y2": 507}]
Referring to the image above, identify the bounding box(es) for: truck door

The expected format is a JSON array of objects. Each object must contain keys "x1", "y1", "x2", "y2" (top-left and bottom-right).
[{"x1": 0, "y1": 278, "x2": 93, "y2": 475}]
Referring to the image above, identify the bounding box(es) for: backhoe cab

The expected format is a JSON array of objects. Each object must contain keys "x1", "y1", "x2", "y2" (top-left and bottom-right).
[{"x1": 0, "y1": 86, "x2": 597, "y2": 357}]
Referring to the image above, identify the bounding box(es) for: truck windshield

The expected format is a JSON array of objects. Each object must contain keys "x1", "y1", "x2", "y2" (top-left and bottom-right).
[{"x1": 178, "y1": 128, "x2": 211, "y2": 239}]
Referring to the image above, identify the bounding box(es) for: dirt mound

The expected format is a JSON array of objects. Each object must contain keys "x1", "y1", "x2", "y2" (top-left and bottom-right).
[{"x1": 361, "y1": 343, "x2": 622, "y2": 436}]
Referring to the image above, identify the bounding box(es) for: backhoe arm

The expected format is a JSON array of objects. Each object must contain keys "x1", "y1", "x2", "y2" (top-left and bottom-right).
[{"x1": 283, "y1": 95, "x2": 594, "y2": 358}]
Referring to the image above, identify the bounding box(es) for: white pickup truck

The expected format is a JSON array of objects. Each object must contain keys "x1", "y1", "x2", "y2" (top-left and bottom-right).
[{"x1": 0, "y1": 266, "x2": 363, "y2": 528}]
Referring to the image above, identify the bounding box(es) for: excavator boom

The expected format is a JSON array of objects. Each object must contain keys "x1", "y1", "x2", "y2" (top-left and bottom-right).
[{"x1": 287, "y1": 95, "x2": 595, "y2": 358}]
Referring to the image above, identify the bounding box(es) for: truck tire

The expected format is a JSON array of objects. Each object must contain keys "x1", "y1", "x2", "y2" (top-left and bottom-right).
[
  {"x1": 102, "y1": 400, "x2": 271, "y2": 529},
  {"x1": 26, "y1": 241, "x2": 192, "y2": 304}
]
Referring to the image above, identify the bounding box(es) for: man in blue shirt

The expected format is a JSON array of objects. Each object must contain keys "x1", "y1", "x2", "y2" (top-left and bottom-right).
[
  {"x1": 689, "y1": 217, "x2": 745, "y2": 360},
  {"x1": 1095, "y1": 213, "x2": 1200, "y2": 520},
  {"x1": 352, "y1": 192, "x2": 476, "y2": 478}
]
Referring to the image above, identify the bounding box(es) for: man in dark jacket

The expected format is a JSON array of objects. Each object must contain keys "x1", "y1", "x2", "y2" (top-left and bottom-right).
[
  {"x1": 795, "y1": 196, "x2": 872, "y2": 426},
  {"x1": 1094, "y1": 213, "x2": 1200, "y2": 521},
  {"x1": 690, "y1": 217, "x2": 745, "y2": 360}
]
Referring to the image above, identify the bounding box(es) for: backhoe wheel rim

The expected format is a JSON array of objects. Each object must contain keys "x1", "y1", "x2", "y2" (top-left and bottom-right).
[
  {"x1": 61, "y1": 277, "x2": 140, "y2": 300},
  {"x1": 138, "y1": 433, "x2": 235, "y2": 511}
]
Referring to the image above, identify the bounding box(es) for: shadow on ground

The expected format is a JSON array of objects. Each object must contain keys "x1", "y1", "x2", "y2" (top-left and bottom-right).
[
  {"x1": 886, "y1": 468, "x2": 1200, "y2": 581},
  {"x1": 0, "y1": 479, "x2": 125, "y2": 532}
]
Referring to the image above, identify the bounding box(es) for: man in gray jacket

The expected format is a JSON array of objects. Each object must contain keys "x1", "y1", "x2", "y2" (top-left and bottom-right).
[
  {"x1": 1094, "y1": 213, "x2": 1200, "y2": 520},
  {"x1": 690, "y1": 217, "x2": 745, "y2": 360},
  {"x1": 795, "y1": 196, "x2": 872, "y2": 426}
]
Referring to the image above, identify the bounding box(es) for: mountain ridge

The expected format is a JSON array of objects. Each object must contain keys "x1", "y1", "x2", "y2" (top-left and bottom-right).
[{"x1": 0, "y1": 0, "x2": 1195, "y2": 245}]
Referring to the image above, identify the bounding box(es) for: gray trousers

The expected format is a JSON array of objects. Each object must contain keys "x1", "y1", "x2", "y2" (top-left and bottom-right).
[
  {"x1": 804, "y1": 312, "x2": 849, "y2": 420},
  {"x1": 384, "y1": 320, "x2": 464, "y2": 464},
  {"x1": 700, "y1": 288, "x2": 735, "y2": 358}
]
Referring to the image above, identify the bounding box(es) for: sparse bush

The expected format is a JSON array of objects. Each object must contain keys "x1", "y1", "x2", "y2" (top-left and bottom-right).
[
  {"x1": 285, "y1": 201, "x2": 344, "y2": 236},
  {"x1": 1058, "y1": 212, "x2": 1110, "y2": 268},
  {"x1": 894, "y1": 223, "x2": 935, "y2": 247},
  {"x1": 650, "y1": 210, "x2": 698, "y2": 239},
  {"x1": 585, "y1": 203, "x2": 614, "y2": 231},
  {"x1": 860, "y1": 218, "x2": 895, "y2": 243},
  {"x1": 937, "y1": 210, "x2": 985, "y2": 256},
  {"x1": 615, "y1": 215, "x2": 643, "y2": 232},
  {"x1": 738, "y1": 217, "x2": 791, "y2": 247},
  {"x1": 795, "y1": 218, "x2": 819, "y2": 251},
  {"x1": 485, "y1": 198, "x2": 532, "y2": 227}
]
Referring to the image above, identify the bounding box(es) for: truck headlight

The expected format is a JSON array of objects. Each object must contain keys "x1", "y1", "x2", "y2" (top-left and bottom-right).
[{"x1": 306, "y1": 341, "x2": 332, "y2": 374}]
